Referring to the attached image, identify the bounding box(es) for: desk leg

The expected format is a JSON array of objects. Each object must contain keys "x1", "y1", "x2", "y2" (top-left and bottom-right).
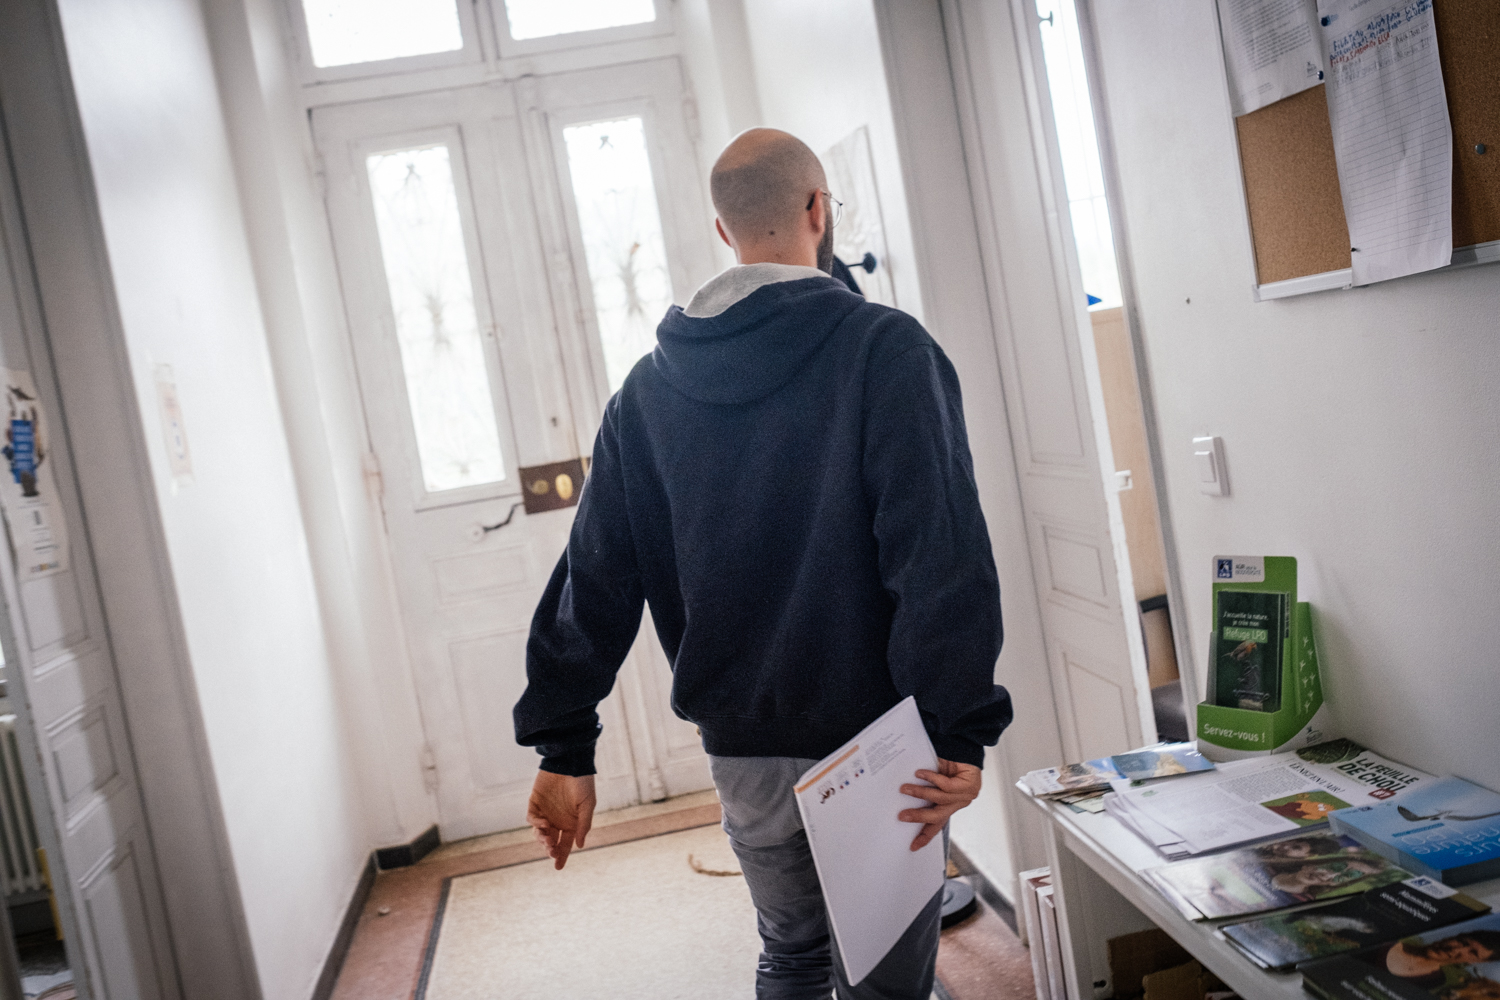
[{"x1": 1043, "y1": 817, "x2": 1157, "y2": 1000}]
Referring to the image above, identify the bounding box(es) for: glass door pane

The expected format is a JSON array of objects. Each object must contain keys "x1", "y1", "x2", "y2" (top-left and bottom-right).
[
  {"x1": 366, "y1": 144, "x2": 507, "y2": 492},
  {"x1": 561, "y1": 117, "x2": 675, "y2": 393}
]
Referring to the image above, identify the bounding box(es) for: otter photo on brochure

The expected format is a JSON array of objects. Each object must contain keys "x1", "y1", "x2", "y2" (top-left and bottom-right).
[{"x1": 1142, "y1": 831, "x2": 1413, "y2": 921}]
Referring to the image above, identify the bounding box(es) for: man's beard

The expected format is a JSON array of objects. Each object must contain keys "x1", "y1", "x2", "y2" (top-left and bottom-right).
[{"x1": 816, "y1": 203, "x2": 835, "y2": 273}]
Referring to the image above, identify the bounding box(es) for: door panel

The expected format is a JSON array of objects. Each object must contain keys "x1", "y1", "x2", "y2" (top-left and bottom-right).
[
  {"x1": 316, "y1": 59, "x2": 717, "y2": 838},
  {"x1": 0, "y1": 123, "x2": 176, "y2": 999}
]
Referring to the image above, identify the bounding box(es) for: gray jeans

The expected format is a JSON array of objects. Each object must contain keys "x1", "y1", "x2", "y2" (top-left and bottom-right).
[{"x1": 710, "y1": 755, "x2": 944, "y2": 1000}]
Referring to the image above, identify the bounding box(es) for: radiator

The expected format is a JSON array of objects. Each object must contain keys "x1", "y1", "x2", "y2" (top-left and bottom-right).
[{"x1": 0, "y1": 715, "x2": 44, "y2": 896}]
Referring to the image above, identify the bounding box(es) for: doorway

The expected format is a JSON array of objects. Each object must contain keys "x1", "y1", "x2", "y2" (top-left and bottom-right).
[
  {"x1": 1026, "y1": 0, "x2": 1188, "y2": 743},
  {"x1": 313, "y1": 57, "x2": 719, "y2": 840}
]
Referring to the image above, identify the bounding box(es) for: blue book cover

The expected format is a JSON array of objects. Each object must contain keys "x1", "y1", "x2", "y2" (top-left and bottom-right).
[{"x1": 1331, "y1": 777, "x2": 1500, "y2": 886}]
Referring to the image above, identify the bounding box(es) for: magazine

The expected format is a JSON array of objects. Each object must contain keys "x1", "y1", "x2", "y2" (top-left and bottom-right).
[
  {"x1": 1221, "y1": 876, "x2": 1490, "y2": 969},
  {"x1": 1301, "y1": 912, "x2": 1500, "y2": 1000},
  {"x1": 1112, "y1": 743, "x2": 1215, "y2": 782},
  {"x1": 1107, "y1": 739, "x2": 1435, "y2": 856},
  {"x1": 1141, "y1": 832, "x2": 1412, "y2": 921},
  {"x1": 1022, "y1": 756, "x2": 1123, "y2": 798},
  {"x1": 1330, "y1": 776, "x2": 1500, "y2": 886}
]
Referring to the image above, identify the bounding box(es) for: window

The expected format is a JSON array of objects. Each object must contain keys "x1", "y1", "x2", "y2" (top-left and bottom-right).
[
  {"x1": 1036, "y1": 0, "x2": 1122, "y2": 311},
  {"x1": 366, "y1": 145, "x2": 507, "y2": 492},
  {"x1": 562, "y1": 118, "x2": 674, "y2": 394},
  {"x1": 301, "y1": 0, "x2": 464, "y2": 68},
  {"x1": 502, "y1": 0, "x2": 656, "y2": 41}
]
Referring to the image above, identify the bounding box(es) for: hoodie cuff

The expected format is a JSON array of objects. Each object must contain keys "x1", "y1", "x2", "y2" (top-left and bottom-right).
[
  {"x1": 539, "y1": 744, "x2": 597, "y2": 777},
  {"x1": 931, "y1": 734, "x2": 986, "y2": 769}
]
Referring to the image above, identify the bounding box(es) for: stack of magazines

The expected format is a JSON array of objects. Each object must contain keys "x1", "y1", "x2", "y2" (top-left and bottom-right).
[
  {"x1": 1021, "y1": 742, "x2": 1214, "y2": 813},
  {"x1": 1298, "y1": 912, "x2": 1500, "y2": 1000},
  {"x1": 1142, "y1": 828, "x2": 1495, "y2": 976},
  {"x1": 1104, "y1": 739, "x2": 1435, "y2": 859}
]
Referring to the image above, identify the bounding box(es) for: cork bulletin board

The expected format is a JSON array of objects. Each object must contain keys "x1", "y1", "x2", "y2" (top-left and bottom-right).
[{"x1": 1235, "y1": 0, "x2": 1500, "y2": 288}]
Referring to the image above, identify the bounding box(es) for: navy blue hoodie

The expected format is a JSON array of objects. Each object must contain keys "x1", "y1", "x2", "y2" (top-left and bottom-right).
[{"x1": 513, "y1": 273, "x2": 1012, "y2": 775}]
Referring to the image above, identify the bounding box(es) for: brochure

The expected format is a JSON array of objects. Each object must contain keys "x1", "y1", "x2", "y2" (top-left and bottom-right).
[
  {"x1": 1141, "y1": 832, "x2": 1412, "y2": 921},
  {"x1": 1112, "y1": 743, "x2": 1215, "y2": 782},
  {"x1": 1107, "y1": 739, "x2": 1435, "y2": 857},
  {"x1": 1222, "y1": 876, "x2": 1490, "y2": 969},
  {"x1": 1214, "y1": 589, "x2": 1288, "y2": 712},
  {"x1": 1300, "y1": 912, "x2": 1500, "y2": 1000},
  {"x1": 1330, "y1": 776, "x2": 1500, "y2": 886},
  {"x1": 1022, "y1": 756, "x2": 1124, "y2": 798}
]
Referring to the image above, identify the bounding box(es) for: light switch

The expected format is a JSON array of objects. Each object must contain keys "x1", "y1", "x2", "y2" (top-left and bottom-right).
[{"x1": 1192, "y1": 435, "x2": 1228, "y2": 496}]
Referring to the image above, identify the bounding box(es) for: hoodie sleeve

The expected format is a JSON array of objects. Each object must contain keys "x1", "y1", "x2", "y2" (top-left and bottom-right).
[
  {"x1": 513, "y1": 400, "x2": 645, "y2": 777},
  {"x1": 863, "y1": 330, "x2": 1012, "y2": 767}
]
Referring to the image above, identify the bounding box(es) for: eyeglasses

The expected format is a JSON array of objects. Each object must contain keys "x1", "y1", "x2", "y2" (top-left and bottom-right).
[{"x1": 806, "y1": 189, "x2": 844, "y2": 228}]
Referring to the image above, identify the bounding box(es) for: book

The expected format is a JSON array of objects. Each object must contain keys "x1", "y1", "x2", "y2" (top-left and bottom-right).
[
  {"x1": 1300, "y1": 912, "x2": 1500, "y2": 1000},
  {"x1": 1213, "y1": 588, "x2": 1287, "y2": 711},
  {"x1": 1330, "y1": 776, "x2": 1500, "y2": 886},
  {"x1": 1111, "y1": 742, "x2": 1215, "y2": 781},
  {"x1": 1221, "y1": 876, "x2": 1490, "y2": 970},
  {"x1": 1142, "y1": 831, "x2": 1413, "y2": 920}
]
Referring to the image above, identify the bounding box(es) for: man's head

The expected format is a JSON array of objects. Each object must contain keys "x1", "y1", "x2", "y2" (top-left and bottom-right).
[{"x1": 710, "y1": 128, "x2": 833, "y2": 272}]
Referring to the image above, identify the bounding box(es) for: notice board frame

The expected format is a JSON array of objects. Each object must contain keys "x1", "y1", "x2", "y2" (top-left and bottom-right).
[{"x1": 1231, "y1": 0, "x2": 1500, "y2": 301}]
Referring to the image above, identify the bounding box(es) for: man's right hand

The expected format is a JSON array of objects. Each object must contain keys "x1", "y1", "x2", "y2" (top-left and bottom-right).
[{"x1": 527, "y1": 770, "x2": 597, "y2": 870}]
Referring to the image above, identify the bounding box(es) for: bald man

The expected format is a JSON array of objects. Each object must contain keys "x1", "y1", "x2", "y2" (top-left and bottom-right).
[{"x1": 515, "y1": 128, "x2": 1011, "y2": 998}]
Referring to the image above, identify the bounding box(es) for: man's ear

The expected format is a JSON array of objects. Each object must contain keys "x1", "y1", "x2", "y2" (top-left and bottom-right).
[
  {"x1": 806, "y1": 190, "x2": 826, "y2": 239},
  {"x1": 715, "y1": 218, "x2": 733, "y2": 248}
]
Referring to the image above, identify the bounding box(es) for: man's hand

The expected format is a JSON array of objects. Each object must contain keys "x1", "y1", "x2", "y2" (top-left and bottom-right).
[
  {"x1": 899, "y1": 758, "x2": 982, "y2": 851},
  {"x1": 527, "y1": 770, "x2": 597, "y2": 870}
]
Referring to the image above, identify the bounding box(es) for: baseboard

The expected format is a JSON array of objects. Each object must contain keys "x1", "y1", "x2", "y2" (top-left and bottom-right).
[
  {"x1": 375, "y1": 824, "x2": 440, "y2": 871},
  {"x1": 948, "y1": 843, "x2": 1017, "y2": 934},
  {"x1": 311, "y1": 853, "x2": 377, "y2": 1000}
]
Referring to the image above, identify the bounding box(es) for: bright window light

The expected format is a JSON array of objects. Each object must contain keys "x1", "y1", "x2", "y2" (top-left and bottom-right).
[
  {"x1": 302, "y1": 0, "x2": 463, "y2": 68},
  {"x1": 503, "y1": 0, "x2": 656, "y2": 41},
  {"x1": 1036, "y1": 0, "x2": 1121, "y2": 311},
  {"x1": 563, "y1": 118, "x2": 674, "y2": 393}
]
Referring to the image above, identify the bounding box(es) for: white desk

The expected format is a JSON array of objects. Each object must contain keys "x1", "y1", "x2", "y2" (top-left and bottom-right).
[{"x1": 1019, "y1": 787, "x2": 1500, "y2": 1000}]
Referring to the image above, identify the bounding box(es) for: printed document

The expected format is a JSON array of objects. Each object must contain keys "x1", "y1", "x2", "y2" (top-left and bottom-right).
[
  {"x1": 1216, "y1": 0, "x2": 1326, "y2": 116},
  {"x1": 1107, "y1": 740, "x2": 1433, "y2": 857},
  {"x1": 1319, "y1": 0, "x2": 1452, "y2": 284},
  {"x1": 793, "y1": 696, "x2": 945, "y2": 986}
]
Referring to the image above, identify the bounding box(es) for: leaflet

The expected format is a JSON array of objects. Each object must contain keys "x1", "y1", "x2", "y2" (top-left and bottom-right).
[
  {"x1": 793, "y1": 697, "x2": 945, "y2": 986},
  {"x1": 1108, "y1": 739, "x2": 1433, "y2": 856},
  {"x1": 1216, "y1": 0, "x2": 1326, "y2": 116}
]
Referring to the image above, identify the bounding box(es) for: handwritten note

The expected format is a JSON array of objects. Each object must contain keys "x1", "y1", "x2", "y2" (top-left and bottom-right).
[
  {"x1": 1217, "y1": 0, "x2": 1326, "y2": 116},
  {"x1": 1319, "y1": 0, "x2": 1452, "y2": 284}
]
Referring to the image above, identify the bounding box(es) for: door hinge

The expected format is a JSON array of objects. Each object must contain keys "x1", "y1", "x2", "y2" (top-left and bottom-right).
[
  {"x1": 420, "y1": 744, "x2": 439, "y2": 792},
  {"x1": 313, "y1": 150, "x2": 329, "y2": 201},
  {"x1": 362, "y1": 451, "x2": 384, "y2": 500}
]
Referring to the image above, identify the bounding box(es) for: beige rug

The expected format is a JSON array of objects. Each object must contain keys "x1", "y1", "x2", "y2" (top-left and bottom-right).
[{"x1": 421, "y1": 823, "x2": 761, "y2": 999}]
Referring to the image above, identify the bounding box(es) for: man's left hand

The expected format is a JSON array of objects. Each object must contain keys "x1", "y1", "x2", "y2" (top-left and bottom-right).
[{"x1": 899, "y1": 758, "x2": 982, "y2": 851}]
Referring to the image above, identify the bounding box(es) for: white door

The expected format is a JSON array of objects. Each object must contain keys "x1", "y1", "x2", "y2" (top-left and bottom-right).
[
  {"x1": 0, "y1": 122, "x2": 177, "y2": 999},
  {"x1": 947, "y1": 0, "x2": 1157, "y2": 765},
  {"x1": 314, "y1": 58, "x2": 717, "y2": 839}
]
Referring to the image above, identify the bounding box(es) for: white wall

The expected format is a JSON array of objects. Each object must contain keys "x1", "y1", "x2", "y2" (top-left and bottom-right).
[
  {"x1": 1088, "y1": 2, "x2": 1500, "y2": 782},
  {"x1": 205, "y1": 0, "x2": 438, "y2": 849},
  {"x1": 50, "y1": 0, "x2": 375, "y2": 995}
]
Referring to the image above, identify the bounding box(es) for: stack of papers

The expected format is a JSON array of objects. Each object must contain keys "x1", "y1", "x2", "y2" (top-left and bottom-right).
[
  {"x1": 1105, "y1": 739, "x2": 1434, "y2": 859},
  {"x1": 1023, "y1": 743, "x2": 1214, "y2": 815}
]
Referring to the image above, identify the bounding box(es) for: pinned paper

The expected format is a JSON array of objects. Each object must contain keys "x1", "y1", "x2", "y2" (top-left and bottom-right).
[{"x1": 0, "y1": 370, "x2": 69, "y2": 580}]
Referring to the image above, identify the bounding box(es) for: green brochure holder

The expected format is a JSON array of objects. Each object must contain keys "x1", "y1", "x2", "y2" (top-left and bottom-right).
[{"x1": 1196, "y1": 557, "x2": 1331, "y2": 760}]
